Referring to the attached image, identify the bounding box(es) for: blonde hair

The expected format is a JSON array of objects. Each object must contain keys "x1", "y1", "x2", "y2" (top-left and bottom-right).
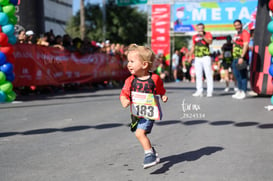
[{"x1": 127, "y1": 44, "x2": 156, "y2": 70}]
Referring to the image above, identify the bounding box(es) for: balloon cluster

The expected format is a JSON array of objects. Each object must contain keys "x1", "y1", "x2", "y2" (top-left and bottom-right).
[{"x1": 0, "y1": 0, "x2": 18, "y2": 103}]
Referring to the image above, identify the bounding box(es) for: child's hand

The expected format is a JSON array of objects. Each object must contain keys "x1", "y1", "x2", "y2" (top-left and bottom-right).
[
  {"x1": 161, "y1": 95, "x2": 168, "y2": 103},
  {"x1": 120, "y1": 96, "x2": 130, "y2": 108}
]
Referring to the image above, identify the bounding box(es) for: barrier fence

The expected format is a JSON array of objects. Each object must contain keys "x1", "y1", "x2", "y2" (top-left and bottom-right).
[{"x1": 11, "y1": 44, "x2": 129, "y2": 87}]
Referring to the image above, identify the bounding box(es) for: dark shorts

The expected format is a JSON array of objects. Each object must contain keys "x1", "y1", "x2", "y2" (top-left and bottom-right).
[{"x1": 222, "y1": 61, "x2": 232, "y2": 70}]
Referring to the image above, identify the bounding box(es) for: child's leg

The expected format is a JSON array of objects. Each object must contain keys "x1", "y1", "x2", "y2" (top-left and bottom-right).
[
  {"x1": 134, "y1": 118, "x2": 154, "y2": 151},
  {"x1": 135, "y1": 129, "x2": 152, "y2": 151},
  {"x1": 134, "y1": 119, "x2": 159, "y2": 168}
]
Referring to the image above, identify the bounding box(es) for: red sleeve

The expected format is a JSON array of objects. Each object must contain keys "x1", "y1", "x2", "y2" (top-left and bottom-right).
[
  {"x1": 242, "y1": 30, "x2": 250, "y2": 43},
  {"x1": 205, "y1": 32, "x2": 213, "y2": 40},
  {"x1": 120, "y1": 75, "x2": 134, "y2": 100},
  {"x1": 152, "y1": 73, "x2": 166, "y2": 96}
]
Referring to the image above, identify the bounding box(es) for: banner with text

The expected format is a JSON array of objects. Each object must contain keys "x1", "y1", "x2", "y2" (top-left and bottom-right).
[
  {"x1": 173, "y1": 1, "x2": 257, "y2": 32},
  {"x1": 12, "y1": 44, "x2": 129, "y2": 87},
  {"x1": 151, "y1": 4, "x2": 171, "y2": 65}
]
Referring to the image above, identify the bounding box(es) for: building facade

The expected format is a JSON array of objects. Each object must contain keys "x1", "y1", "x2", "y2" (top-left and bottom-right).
[
  {"x1": 44, "y1": 0, "x2": 73, "y2": 35},
  {"x1": 16, "y1": 0, "x2": 73, "y2": 36}
]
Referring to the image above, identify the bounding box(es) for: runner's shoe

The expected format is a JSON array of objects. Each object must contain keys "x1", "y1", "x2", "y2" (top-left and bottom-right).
[
  {"x1": 152, "y1": 147, "x2": 160, "y2": 163},
  {"x1": 143, "y1": 152, "x2": 158, "y2": 169}
]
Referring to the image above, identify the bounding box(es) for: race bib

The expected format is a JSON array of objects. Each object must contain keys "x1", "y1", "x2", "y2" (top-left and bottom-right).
[{"x1": 130, "y1": 91, "x2": 162, "y2": 120}]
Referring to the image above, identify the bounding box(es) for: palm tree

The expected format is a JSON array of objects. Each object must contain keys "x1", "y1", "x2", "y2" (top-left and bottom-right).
[{"x1": 80, "y1": 0, "x2": 85, "y2": 39}]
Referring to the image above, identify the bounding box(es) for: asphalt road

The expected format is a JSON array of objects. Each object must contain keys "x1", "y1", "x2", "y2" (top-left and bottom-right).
[{"x1": 0, "y1": 82, "x2": 273, "y2": 181}]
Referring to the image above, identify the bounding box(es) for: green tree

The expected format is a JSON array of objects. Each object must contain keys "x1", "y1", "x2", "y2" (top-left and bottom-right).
[
  {"x1": 174, "y1": 36, "x2": 191, "y2": 51},
  {"x1": 66, "y1": 3, "x2": 147, "y2": 45}
]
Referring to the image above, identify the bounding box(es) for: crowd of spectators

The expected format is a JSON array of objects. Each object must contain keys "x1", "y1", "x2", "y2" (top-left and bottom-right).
[{"x1": 16, "y1": 29, "x2": 127, "y2": 59}]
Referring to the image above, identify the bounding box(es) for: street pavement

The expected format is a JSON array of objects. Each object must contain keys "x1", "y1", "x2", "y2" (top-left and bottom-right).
[{"x1": 0, "y1": 81, "x2": 273, "y2": 181}]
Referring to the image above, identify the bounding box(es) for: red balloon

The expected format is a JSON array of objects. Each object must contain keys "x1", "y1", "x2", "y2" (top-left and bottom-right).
[
  {"x1": 0, "y1": 44, "x2": 14, "y2": 55},
  {"x1": 269, "y1": 0, "x2": 273, "y2": 12},
  {"x1": 0, "y1": 32, "x2": 8, "y2": 46}
]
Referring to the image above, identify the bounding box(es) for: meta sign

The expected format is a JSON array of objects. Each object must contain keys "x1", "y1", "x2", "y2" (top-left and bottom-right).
[{"x1": 173, "y1": 1, "x2": 257, "y2": 32}]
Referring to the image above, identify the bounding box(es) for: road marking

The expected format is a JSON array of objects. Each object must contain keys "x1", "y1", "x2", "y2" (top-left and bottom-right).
[{"x1": 12, "y1": 101, "x2": 23, "y2": 104}]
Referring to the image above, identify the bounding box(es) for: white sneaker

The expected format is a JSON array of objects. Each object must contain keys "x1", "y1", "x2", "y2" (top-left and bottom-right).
[
  {"x1": 192, "y1": 92, "x2": 203, "y2": 97},
  {"x1": 247, "y1": 90, "x2": 258, "y2": 96},
  {"x1": 224, "y1": 87, "x2": 230, "y2": 92},
  {"x1": 206, "y1": 93, "x2": 213, "y2": 97},
  {"x1": 232, "y1": 91, "x2": 240, "y2": 99},
  {"x1": 236, "y1": 91, "x2": 246, "y2": 99}
]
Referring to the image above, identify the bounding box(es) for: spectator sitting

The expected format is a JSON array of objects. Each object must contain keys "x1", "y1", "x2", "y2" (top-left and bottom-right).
[
  {"x1": 110, "y1": 43, "x2": 116, "y2": 56},
  {"x1": 106, "y1": 45, "x2": 112, "y2": 55},
  {"x1": 37, "y1": 33, "x2": 50, "y2": 46},
  {"x1": 48, "y1": 29, "x2": 56, "y2": 46},
  {"x1": 63, "y1": 34, "x2": 74, "y2": 51},
  {"x1": 95, "y1": 42, "x2": 104, "y2": 53},
  {"x1": 17, "y1": 30, "x2": 26, "y2": 44},
  {"x1": 105, "y1": 40, "x2": 110, "y2": 47},
  {"x1": 25, "y1": 30, "x2": 35, "y2": 44},
  {"x1": 115, "y1": 43, "x2": 121, "y2": 55},
  {"x1": 72, "y1": 37, "x2": 82, "y2": 52},
  {"x1": 100, "y1": 42, "x2": 106, "y2": 54},
  {"x1": 53, "y1": 35, "x2": 64, "y2": 50},
  {"x1": 120, "y1": 44, "x2": 125, "y2": 56},
  {"x1": 80, "y1": 37, "x2": 92, "y2": 54}
]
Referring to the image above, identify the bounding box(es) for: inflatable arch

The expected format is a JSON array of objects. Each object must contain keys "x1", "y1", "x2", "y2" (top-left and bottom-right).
[{"x1": 250, "y1": 0, "x2": 273, "y2": 95}]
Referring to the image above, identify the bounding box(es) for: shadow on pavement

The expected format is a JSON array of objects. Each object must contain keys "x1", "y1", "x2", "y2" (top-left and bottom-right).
[
  {"x1": 156, "y1": 119, "x2": 273, "y2": 130},
  {"x1": 150, "y1": 146, "x2": 224, "y2": 174},
  {"x1": 94, "y1": 123, "x2": 124, "y2": 129},
  {"x1": 1, "y1": 120, "x2": 273, "y2": 138},
  {"x1": 234, "y1": 122, "x2": 259, "y2": 127},
  {"x1": 155, "y1": 120, "x2": 182, "y2": 126},
  {"x1": 182, "y1": 120, "x2": 209, "y2": 125},
  {"x1": 0, "y1": 123, "x2": 125, "y2": 138},
  {"x1": 210, "y1": 120, "x2": 235, "y2": 125},
  {"x1": 258, "y1": 124, "x2": 273, "y2": 129}
]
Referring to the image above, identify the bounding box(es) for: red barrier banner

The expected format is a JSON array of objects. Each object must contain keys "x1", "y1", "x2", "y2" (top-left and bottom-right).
[
  {"x1": 12, "y1": 44, "x2": 129, "y2": 87},
  {"x1": 151, "y1": 4, "x2": 171, "y2": 65}
]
